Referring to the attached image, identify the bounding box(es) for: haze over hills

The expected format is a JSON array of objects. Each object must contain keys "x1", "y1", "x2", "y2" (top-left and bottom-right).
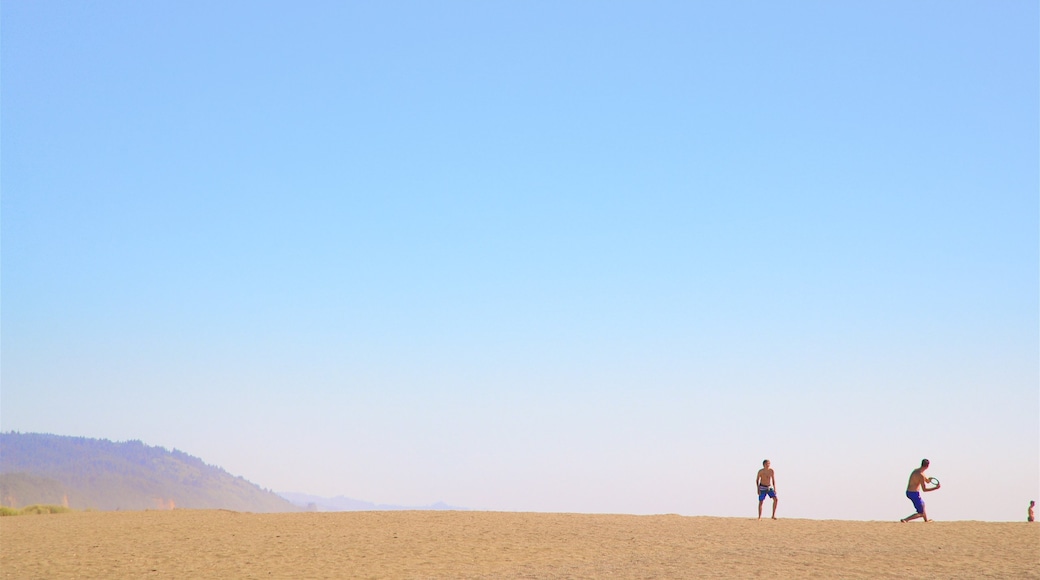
[
  {"x1": 279, "y1": 491, "x2": 466, "y2": 512},
  {"x1": 0, "y1": 432, "x2": 297, "y2": 512}
]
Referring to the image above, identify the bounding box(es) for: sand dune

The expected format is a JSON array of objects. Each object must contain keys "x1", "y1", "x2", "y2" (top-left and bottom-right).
[{"x1": 2, "y1": 510, "x2": 1037, "y2": 578}]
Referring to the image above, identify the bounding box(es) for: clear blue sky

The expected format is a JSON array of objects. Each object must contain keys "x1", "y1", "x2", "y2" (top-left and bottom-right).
[{"x1": 3, "y1": 1, "x2": 1037, "y2": 521}]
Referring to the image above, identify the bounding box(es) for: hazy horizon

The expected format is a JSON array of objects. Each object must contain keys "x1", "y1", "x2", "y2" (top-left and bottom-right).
[{"x1": 3, "y1": 2, "x2": 1037, "y2": 522}]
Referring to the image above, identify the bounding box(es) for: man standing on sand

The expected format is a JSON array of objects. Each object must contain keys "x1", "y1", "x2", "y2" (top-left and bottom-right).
[
  {"x1": 900, "y1": 458, "x2": 940, "y2": 522},
  {"x1": 756, "y1": 459, "x2": 778, "y2": 520},
  {"x1": 1028, "y1": 500, "x2": 1035, "y2": 522}
]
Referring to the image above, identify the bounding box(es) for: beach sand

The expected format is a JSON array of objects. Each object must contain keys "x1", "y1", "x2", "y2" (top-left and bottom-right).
[{"x1": 2, "y1": 510, "x2": 1037, "y2": 578}]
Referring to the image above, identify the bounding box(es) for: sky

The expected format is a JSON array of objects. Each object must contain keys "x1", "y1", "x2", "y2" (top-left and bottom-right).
[{"x1": 2, "y1": 1, "x2": 1037, "y2": 522}]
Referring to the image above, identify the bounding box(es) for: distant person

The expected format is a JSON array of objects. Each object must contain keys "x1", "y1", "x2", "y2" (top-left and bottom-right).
[
  {"x1": 756, "y1": 459, "x2": 778, "y2": 520},
  {"x1": 900, "y1": 458, "x2": 940, "y2": 523},
  {"x1": 1029, "y1": 500, "x2": 1035, "y2": 523}
]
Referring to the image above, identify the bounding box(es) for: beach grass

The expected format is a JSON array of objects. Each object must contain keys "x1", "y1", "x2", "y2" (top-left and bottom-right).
[{"x1": 0, "y1": 503, "x2": 73, "y2": 516}]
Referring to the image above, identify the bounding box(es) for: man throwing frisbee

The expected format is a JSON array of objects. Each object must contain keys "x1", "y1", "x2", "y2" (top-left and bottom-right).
[
  {"x1": 756, "y1": 459, "x2": 778, "y2": 520},
  {"x1": 901, "y1": 458, "x2": 940, "y2": 522}
]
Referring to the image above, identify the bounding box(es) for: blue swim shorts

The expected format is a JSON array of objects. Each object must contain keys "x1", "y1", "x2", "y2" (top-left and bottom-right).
[
  {"x1": 906, "y1": 491, "x2": 924, "y2": 514},
  {"x1": 758, "y1": 486, "x2": 776, "y2": 501}
]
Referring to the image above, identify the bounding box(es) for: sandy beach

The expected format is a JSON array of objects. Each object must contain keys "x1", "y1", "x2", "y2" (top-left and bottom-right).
[{"x1": 2, "y1": 510, "x2": 1036, "y2": 579}]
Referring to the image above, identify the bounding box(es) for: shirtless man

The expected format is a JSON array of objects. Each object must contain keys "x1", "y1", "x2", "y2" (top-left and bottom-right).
[
  {"x1": 756, "y1": 459, "x2": 778, "y2": 520},
  {"x1": 900, "y1": 458, "x2": 940, "y2": 522}
]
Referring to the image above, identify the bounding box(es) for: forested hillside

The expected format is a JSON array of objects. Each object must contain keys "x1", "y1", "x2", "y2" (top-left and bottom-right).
[{"x1": 0, "y1": 432, "x2": 297, "y2": 512}]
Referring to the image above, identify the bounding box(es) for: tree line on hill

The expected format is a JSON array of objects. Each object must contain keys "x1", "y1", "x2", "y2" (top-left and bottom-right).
[{"x1": 0, "y1": 432, "x2": 297, "y2": 512}]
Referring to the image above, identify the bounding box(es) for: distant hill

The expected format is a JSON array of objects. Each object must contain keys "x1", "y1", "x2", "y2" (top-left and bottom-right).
[
  {"x1": 279, "y1": 491, "x2": 466, "y2": 512},
  {"x1": 0, "y1": 432, "x2": 297, "y2": 513}
]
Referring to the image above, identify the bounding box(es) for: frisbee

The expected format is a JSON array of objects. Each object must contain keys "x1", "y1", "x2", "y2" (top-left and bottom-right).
[{"x1": 928, "y1": 477, "x2": 940, "y2": 486}]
